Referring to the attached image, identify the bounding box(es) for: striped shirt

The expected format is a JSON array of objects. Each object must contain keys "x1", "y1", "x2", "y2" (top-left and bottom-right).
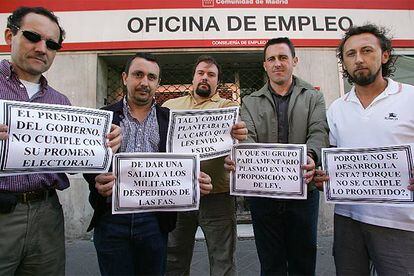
[
  {"x1": 120, "y1": 97, "x2": 160, "y2": 153},
  {"x1": 0, "y1": 59, "x2": 71, "y2": 192}
]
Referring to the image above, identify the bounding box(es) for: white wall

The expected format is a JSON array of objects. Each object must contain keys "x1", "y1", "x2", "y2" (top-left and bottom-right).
[{"x1": 295, "y1": 48, "x2": 342, "y2": 107}]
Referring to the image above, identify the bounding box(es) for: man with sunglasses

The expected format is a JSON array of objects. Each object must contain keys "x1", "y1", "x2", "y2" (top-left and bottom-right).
[
  {"x1": 0, "y1": 7, "x2": 121, "y2": 275},
  {"x1": 13, "y1": 26, "x2": 62, "y2": 51}
]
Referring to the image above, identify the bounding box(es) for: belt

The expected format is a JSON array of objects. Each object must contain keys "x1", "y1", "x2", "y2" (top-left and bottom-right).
[{"x1": 13, "y1": 189, "x2": 56, "y2": 204}]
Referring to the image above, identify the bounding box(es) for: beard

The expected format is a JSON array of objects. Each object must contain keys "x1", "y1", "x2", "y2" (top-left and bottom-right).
[
  {"x1": 349, "y1": 67, "x2": 381, "y2": 86},
  {"x1": 195, "y1": 83, "x2": 211, "y2": 98},
  {"x1": 130, "y1": 87, "x2": 152, "y2": 106}
]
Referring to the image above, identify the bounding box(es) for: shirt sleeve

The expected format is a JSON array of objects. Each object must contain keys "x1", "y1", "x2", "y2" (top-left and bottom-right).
[
  {"x1": 327, "y1": 105, "x2": 337, "y2": 147},
  {"x1": 305, "y1": 92, "x2": 330, "y2": 165},
  {"x1": 240, "y1": 102, "x2": 257, "y2": 144}
]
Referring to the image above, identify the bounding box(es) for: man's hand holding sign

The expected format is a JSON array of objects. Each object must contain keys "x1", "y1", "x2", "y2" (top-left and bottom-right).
[
  {"x1": 226, "y1": 144, "x2": 310, "y2": 199},
  {"x1": 166, "y1": 107, "x2": 240, "y2": 160},
  {"x1": 95, "y1": 171, "x2": 212, "y2": 198},
  {"x1": 112, "y1": 153, "x2": 210, "y2": 214},
  {"x1": 316, "y1": 145, "x2": 414, "y2": 205},
  {"x1": 108, "y1": 106, "x2": 245, "y2": 214},
  {"x1": 0, "y1": 100, "x2": 121, "y2": 175}
]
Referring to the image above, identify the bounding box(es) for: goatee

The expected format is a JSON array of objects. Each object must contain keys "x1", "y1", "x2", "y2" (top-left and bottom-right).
[
  {"x1": 195, "y1": 83, "x2": 211, "y2": 98},
  {"x1": 350, "y1": 67, "x2": 381, "y2": 86}
]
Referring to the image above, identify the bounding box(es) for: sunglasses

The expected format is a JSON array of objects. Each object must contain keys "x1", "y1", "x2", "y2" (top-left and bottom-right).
[{"x1": 19, "y1": 28, "x2": 62, "y2": 51}]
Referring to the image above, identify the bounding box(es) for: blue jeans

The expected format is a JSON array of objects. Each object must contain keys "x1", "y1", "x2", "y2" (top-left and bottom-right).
[
  {"x1": 93, "y1": 212, "x2": 168, "y2": 276},
  {"x1": 249, "y1": 189, "x2": 319, "y2": 276}
]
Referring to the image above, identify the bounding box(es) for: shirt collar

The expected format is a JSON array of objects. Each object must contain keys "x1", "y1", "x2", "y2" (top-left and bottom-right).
[
  {"x1": 0, "y1": 59, "x2": 49, "y2": 88},
  {"x1": 189, "y1": 90, "x2": 222, "y2": 104},
  {"x1": 122, "y1": 96, "x2": 156, "y2": 118},
  {"x1": 344, "y1": 78, "x2": 400, "y2": 104},
  {"x1": 0, "y1": 60, "x2": 12, "y2": 78},
  {"x1": 267, "y1": 78, "x2": 295, "y2": 98}
]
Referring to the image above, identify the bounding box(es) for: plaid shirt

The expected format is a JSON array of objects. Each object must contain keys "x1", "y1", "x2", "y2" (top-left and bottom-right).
[
  {"x1": 120, "y1": 97, "x2": 160, "y2": 153},
  {"x1": 0, "y1": 59, "x2": 71, "y2": 192}
]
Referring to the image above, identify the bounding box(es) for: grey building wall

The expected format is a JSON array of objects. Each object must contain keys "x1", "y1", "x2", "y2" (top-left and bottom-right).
[{"x1": 44, "y1": 53, "x2": 99, "y2": 239}]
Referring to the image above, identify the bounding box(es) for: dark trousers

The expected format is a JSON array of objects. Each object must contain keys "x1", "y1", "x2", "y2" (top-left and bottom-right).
[
  {"x1": 93, "y1": 212, "x2": 168, "y2": 276},
  {"x1": 334, "y1": 214, "x2": 414, "y2": 276},
  {"x1": 249, "y1": 189, "x2": 320, "y2": 276},
  {"x1": 167, "y1": 193, "x2": 237, "y2": 276}
]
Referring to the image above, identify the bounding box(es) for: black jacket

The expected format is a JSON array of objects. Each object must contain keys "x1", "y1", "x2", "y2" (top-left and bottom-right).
[{"x1": 83, "y1": 100, "x2": 177, "y2": 233}]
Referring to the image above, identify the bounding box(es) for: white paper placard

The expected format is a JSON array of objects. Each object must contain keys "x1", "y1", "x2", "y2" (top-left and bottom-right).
[
  {"x1": 112, "y1": 152, "x2": 200, "y2": 214},
  {"x1": 231, "y1": 143, "x2": 307, "y2": 199},
  {"x1": 322, "y1": 145, "x2": 414, "y2": 205},
  {"x1": 167, "y1": 107, "x2": 239, "y2": 160},
  {"x1": 0, "y1": 100, "x2": 113, "y2": 175}
]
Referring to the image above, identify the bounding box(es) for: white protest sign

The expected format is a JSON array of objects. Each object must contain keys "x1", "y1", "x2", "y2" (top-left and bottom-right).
[
  {"x1": 322, "y1": 145, "x2": 414, "y2": 205},
  {"x1": 112, "y1": 153, "x2": 200, "y2": 214},
  {"x1": 167, "y1": 107, "x2": 239, "y2": 160},
  {"x1": 231, "y1": 143, "x2": 307, "y2": 199},
  {"x1": 0, "y1": 100, "x2": 113, "y2": 175}
]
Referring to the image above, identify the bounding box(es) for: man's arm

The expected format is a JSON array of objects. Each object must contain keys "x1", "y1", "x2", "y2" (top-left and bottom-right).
[
  {"x1": 306, "y1": 93, "x2": 330, "y2": 165},
  {"x1": 239, "y1": 103, "x2": 258, "y2": 143}
]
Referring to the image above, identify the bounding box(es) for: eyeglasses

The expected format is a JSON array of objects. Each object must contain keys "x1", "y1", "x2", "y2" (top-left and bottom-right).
[
  {"x1": 21, "y1": 30, "x2": 62, "y2": 51},
  {"x1": 13, "y1": 25, "x2": 62, "y2": 51}
]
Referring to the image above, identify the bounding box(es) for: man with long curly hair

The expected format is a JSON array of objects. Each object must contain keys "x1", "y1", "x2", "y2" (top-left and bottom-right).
[{"x1": 315, "y1": 24, "x2": 414, "y2": 275}]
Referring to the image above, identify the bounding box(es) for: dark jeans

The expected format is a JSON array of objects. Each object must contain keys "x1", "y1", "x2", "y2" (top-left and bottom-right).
[
  {"x1": 334, "y1": 214, "x2": 414, "y2": 276},
  {"x1": 249, "y1": 189, "x2": 320, "y2": 276},
  {"x1": 93, "y1": 212, "x2": 168, "y2": 276}
]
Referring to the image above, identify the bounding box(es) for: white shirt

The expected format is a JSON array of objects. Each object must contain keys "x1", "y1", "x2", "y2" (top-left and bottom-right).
[
  {"x1": 328, "y1": 78, "x2": 414, "y2": 231},
  {"x1": 20, "y1": 79, "x2": 40, "y2": 99}
]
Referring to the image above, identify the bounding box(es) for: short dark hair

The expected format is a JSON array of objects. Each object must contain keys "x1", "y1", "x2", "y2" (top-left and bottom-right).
[
  {"x1": 192, "y1": 55, "x2": 222, "y2": 82},
  {"x1": 124, "y1": 52, "x2": 161, "y2": 78},
  {"x1": 337, "y1": 23, "x2": 396, "y2": 83},
  {"x1": 263, "y1": 37, "x2": 296, "y2": 60},
  {"x1": 7, "y1": 6, "x2": 65, "y2": 45}
]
